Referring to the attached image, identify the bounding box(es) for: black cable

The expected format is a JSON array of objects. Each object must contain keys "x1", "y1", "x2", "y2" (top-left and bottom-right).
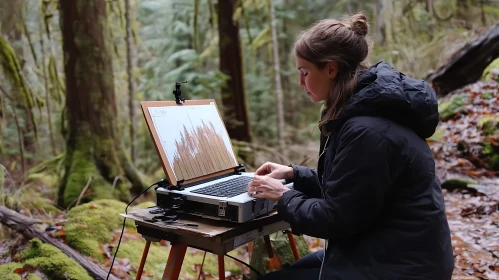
[
  {"x1": 224, "y1": 253, "x2": 262, "y2": 277},
  {"x1": 106, "y1": 180, "x2": 162, "y2": 279}
]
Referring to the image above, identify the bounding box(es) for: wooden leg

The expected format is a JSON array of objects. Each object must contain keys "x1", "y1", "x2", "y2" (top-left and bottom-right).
[
  {"x1": 218, "y1": 255, "x2": 225, "y2": 280},
  {"x1": 136, "y1": 240, "x2": 151, "y2": 280},
  {"x1": 263, "y1": 235, "x2": 282, "y2": 271},
  {"x1": 263, "y1": 235, "x2": 274, "y2": 258},
  {"x1": 286, "y1": 231, "x2": 300, "y2": 260},
  {"x1": 162, "y1": 244, "x2": 188, "y2": 280}
]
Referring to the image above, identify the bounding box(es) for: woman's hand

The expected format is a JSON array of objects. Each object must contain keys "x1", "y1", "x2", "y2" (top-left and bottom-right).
[
  {"x1": 255, "y1": 162, "x2": 294, "y2": 181},
  {"x1": 247, "y1": 175, "x2": 290, "y2": 202}
]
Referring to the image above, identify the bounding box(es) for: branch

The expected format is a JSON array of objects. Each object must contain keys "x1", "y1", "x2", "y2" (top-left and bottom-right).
[
  {"x1": 426, "y1": 22, "x2": 499, "y2": 96},
  {"x1": 0, "y1": 206, "x2": 121, "y2": 280}
]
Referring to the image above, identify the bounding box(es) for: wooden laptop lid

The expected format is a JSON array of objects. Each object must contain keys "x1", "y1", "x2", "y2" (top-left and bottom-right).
[{"x1": 141, "y1": 100, "x2": 239, "y2": 186}]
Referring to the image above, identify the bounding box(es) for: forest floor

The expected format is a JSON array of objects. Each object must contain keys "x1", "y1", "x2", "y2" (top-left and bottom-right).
[{"x1": 0, "y1": 80, "x2": 498, "y2": 279}]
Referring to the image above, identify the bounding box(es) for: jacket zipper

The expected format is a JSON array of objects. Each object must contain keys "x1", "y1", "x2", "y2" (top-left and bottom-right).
[{"x1": 318, "y1": 136, "x2": 330, "y2": 280}]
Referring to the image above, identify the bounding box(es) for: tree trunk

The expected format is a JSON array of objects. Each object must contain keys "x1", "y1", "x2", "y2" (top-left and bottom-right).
[
  {"x1": 375, "y1": 0, "x2": 393, "y2": 47},
  {"x1": 58, "y1": 0, "x2": 146, "y2": 208},
  {"x1": 217, "y1": 0, "x2": 253, "y2": 163},
  {"x1": 0, "y1": 206, "x2": 121, "y2": 280},
  {"x1": 280, "y1": 5, "x2": 294, "y2": 129},
  {"x1": 0, "y1": 0, "x2": 37, "y2": 170},
  {"x1": 269, "y1": 0, "x2": 285, "y2": 154},
  {"x1": 125, "y1": 0, "x2": 137, "y2": 163},
  {"x1": 426, "y1": 22, "x2": 499, "y2": 96}
]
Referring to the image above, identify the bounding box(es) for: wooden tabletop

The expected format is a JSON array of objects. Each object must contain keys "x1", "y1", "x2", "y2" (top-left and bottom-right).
[{"x1": 122, "y1": 207, "x2": 291, "y2": 254}]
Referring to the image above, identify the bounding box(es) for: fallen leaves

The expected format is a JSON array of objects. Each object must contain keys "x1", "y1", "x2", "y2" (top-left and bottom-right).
[{"x1": 445, "y1": 189, "x2": 499, "y2": 279}]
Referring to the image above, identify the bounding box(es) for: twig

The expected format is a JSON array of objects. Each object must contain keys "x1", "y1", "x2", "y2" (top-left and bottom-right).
[
  {"x1": 197, "y1": 251, "x2": 207, "y2": 280},
  {"x1": 0, "y1": 85, "x2": 15, "y2": 101},
  {"x1": 76, "y1": 176, "x2": 92, "y2": 207},
  {"x1": 111, "y1": 176, "x2": 119, "y2": 190},
  {"x1": 12, "y1": 107, "x2": 26, "y2": 175}
]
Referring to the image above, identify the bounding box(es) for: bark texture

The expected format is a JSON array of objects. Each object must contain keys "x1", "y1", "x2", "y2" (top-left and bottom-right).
[{"x1": 58, "y1": 0, "x2": 145, "y2": 207}]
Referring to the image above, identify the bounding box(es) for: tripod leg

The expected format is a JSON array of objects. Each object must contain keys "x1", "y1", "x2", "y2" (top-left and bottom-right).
[
  {"x1": 135, "y1": 240, "x2": 151, "y2": 280},
  {"x1": 162, "y1": 244, "x2": 188, "y2": 280}
]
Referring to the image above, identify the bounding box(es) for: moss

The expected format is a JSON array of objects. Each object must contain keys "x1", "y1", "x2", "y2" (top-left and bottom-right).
[
  {"x1": 27, "y1": 274, "x2": 43, "y2": 280},
  {"x1": 63, "y1": 149, "x2": 113, "y2": 208},
  {"x1": 20, "y1": 193, "x2": 61, "y2": 215},
  {"x1": 60, "y1": 132, "x2": 132, "y2": 208},
  {"x1": 482, "y1": 58, "x2": 499, "y2": 82},
  {"x1": 482, "y1": 91, "x2": 493, "y2": 99},
  {"x1": 427, "y1": 126, "x2": 445, "y2": 142},
  {"x1": 0, "y1": 35, "x2": 33, "y2": 108},
  {"x1": 112, "y1": 239, "x2": 169, "y2": 279},
  {"x1": 21, "y1": 238, "x2": 92, "y2": 280},
  {"x1": 477, "y1": 115, "x2": 499, "y2": 135},
  {"x1": 0, "y1": 262, "x2": 23, "y2": 280},
  {"x1": 441, "y1": 178, "x2": 477, "y2": 190},
  {"x1": 480, "y1": 143, "x2": 499, "y2": 171},
  {"x1": 250, "y1": 233, "x2": 311, "y2": 278},
  {"x1": 438, "y1": 94, "x2": 467, "y2": 121},
  {"x1": 63, "y1": 199, "x2": 135, "y2": 261},
  {"x1": 27, "y1": 153, "x2": 65, "y2": 189}
]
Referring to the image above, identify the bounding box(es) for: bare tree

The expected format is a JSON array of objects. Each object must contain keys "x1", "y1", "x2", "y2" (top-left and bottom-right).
[
  {"x1": 270, "y1": 0, "x2": 285, "y2": 153},
  {"x1": 125, "y1": 0, "x2": 137, "y2": 163}
]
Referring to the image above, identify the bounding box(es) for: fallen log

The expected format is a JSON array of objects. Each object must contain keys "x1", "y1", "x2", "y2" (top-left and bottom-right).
[
  {"x1": 0, "y1": 206, "x2": 120, "y2": 280},
  {"x1": 426, "y1": 22, "x2": 499, "y2": 96}
]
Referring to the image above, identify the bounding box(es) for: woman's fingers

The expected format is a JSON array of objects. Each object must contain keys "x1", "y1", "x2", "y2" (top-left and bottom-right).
[{"x1": 255, "y1": 163, "x2": 272, "y2": 175}]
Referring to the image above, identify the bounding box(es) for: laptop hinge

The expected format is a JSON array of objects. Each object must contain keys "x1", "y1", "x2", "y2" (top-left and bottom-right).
[{"x1": 218, "y1": 201, "x2": 228, "y2": 217}]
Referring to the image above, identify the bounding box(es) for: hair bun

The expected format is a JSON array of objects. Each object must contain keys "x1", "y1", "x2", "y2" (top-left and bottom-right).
[{"x1": 349, "y1": 13, "x2": 368, "y2": 37}]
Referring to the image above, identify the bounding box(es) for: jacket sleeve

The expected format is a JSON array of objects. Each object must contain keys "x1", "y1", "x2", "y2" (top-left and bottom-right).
[
  {"x1": 288, "y1": 164, "x2": 323, "y2": 198},
  {"x1": 276, "y1": 124, "x2": 396, "y2": 240}
]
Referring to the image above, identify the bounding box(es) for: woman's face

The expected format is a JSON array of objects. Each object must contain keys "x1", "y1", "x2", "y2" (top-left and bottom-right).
[{"x1": 295, "y1": 56, "x2": 337, "y2": 103}]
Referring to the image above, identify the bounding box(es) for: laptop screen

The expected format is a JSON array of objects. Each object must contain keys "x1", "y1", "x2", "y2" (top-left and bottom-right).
[{"x1": 146, "y1": 101, "x2": 238, "y2": 183}]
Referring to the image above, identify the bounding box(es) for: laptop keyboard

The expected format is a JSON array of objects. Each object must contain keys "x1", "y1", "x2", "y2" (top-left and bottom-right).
[{"x1": 190, "y1": 176, "x2": 252, "y2": 198}]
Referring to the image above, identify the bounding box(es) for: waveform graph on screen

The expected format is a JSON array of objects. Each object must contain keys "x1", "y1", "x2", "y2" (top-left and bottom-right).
[{"x1": 148, "y1": 103, "x2": 238, "y2": 182}]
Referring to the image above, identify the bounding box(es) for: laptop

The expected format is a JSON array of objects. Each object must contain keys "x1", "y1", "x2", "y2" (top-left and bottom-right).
[{"x1": 140, "y1": 99, "x2": 277, "y2": 223}]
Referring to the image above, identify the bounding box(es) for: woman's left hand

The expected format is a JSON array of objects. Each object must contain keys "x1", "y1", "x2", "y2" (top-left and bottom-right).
[{"x1": 247, "y1": 175, "x2": 290, "y2": 202}]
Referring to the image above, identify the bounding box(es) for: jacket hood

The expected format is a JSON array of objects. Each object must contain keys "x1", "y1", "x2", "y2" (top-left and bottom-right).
[{"x1": 327, "y1": 62, "x2": 439, "y2": 138}]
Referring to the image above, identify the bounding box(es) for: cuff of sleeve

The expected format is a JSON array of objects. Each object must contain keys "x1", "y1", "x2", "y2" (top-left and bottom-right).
[{"x1": 276, "y1": 189, "x2": 302, "y2": 221}]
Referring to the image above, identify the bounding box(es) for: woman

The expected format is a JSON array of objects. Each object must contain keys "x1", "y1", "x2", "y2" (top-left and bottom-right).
[{"x1": 247, "y1": 13, "x2": 454, "y2": 280}]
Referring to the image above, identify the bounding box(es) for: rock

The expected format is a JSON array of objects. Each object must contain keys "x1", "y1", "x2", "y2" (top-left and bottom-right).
[{"x1": 438, "y1": 94, "x2": 468, "y2": 121}]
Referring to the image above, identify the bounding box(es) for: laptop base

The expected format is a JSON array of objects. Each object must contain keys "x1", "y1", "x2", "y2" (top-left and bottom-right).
[{"x1": 156, "y1": 190, "x2": 277, "y2": 223}]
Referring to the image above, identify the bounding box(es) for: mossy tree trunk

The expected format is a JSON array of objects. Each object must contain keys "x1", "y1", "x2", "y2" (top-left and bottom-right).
[
  {"x1": 58, "y1": 0, "x2": 145, "y2": 208},
  {"x1": 217, "y1": 0, "x2": 253, "y2": 165},
  {"x1": 0, "y1": 0, "x2": 37, "y2": 170}
]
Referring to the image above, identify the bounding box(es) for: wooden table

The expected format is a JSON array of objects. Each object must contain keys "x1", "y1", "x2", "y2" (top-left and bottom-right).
[{"x1": 122, "y1": 208, "x2": 300, "y2": 280}]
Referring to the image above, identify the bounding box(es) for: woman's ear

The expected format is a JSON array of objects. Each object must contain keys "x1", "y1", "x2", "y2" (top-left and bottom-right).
[{"x1": 328, "y1": 61, "x2": 338, "y2": 80}]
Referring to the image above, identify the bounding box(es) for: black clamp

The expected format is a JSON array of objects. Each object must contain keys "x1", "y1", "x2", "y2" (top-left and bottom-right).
[
  {"x1": 173, "y1": 81, "x2": 187, "y2": 105},
  {"x1": 234, "y1": 164, "x2": 246, "y2": 175}
]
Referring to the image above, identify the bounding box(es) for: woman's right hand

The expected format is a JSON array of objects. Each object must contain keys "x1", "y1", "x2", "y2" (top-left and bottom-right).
[{"x1": 255, "y1": 162, "x2": 294, "y2": 181}]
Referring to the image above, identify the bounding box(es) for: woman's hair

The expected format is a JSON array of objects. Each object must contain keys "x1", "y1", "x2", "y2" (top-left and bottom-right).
[{"x1": 293, "y1": 13, "x2": 370, "y2": 128}]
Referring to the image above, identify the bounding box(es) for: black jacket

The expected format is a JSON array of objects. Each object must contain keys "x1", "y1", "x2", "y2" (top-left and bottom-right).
[{"x1": 277, "y1": 62, "x2": 454, "y2": 280}]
